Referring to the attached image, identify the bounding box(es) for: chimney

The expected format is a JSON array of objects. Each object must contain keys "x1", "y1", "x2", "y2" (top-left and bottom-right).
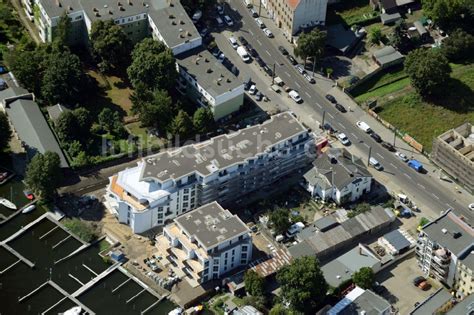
[
  {"x1": 93, "y1": 7, "x2": 98, "y2": 12},
  {"x1": 55, "y1": 0, "x2": 62, "y2": 7},
  {"x1": 109, "y1": 10, "x2": 113, "y2": 14},
  {"x1": 119, "y1": 6, "x2": 125, "y2": 11},
  {"x1": 128, "y1": 0, "x2": 132, "y2": 5},
  {"x1": 68, "y1": 5, "x2": 73, "y2": 11}
]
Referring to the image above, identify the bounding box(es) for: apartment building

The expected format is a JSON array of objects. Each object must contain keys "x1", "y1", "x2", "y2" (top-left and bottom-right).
[
  {"x1": 432, "y1": 123, "x2": 474, "y2": 193},
  {"x1": 455, "y1": 249, "x2": 473, "y2": 298},
  {"x1": 416, "y1": 209, "x2": 474, "y2": 295},
  {"x1": 303, "y1": 148, "x2": 372, "y2": 205},
  {"x1": 265, "y1": 0, "x2": 328, "y2": 39},
  {"x1": 105, "y1": 112, "x2": 315, "y2": 233},
  {"x1": 155, "y1": 202, "x2": 252, "y2": 286}
]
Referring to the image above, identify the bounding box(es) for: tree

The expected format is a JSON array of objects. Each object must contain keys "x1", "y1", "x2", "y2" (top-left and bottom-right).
[
  {"x1": 269, "y1": 304, "x2": 292, "y2": 315},
  {"x1": 389, "y1": 21, "x2": 413, "y2": 54},
  {"x1": 241, "y1": 296, "x2": 266, "y2": 312},
  {"x1": 25, "y1": 151, "x2": 62, "y2": 200},
  {"x1": 352, "y1": 267, "x2": 375, "y2": 289},
  {"x1": 193, "y1": 107, "x2": 214, "y2": 134},
  {"x1": 54, "y1": 11, "x2": 71, "y2": 48},
  {"x1": 170, "y1": 110, "x2": 194, "y2": 140},
  {"x1": 73, "y1": 107, "x2": 93, "y2": 132},
  {"x1": 244, "y1": 270, "x2": 265, "y2": 297},
  {"x1": 294, "y1": 29, "x2": 326, "y2": 67},
  {"x1": 369, "y1": 26, "x2": 384, "y2": 45},
  {"x1": 90, "y1": 20, "x2": 131, "y2": 72},
  {"x1": 63, "y1": 218, "x2": 98, "y2": 242},
  {"x1": 0, "y1": 112, "x2": 12, "y2": 152},
  {"x1": 137, "y1": 89, "x2": 174, "y2": 132},
  {"x1": 55, "y1": 111, "x2": 79, "y2": 142},
  {"x1": 277, "y1": 256, "x2": 328, "y2": 313},
  {"x1": 269, "y1": 208, "x2": 291, "y2": 235},
  {"x1": 41, "y1": 50, "x2": 86, "y2": 105},
  {"x1": 6, "y1": 47, "x2": 45, "y2": 95},
  {"x1": 98, "y1": 108, "x2": 123, "y2": 136},
  {"x1": 422, "y1": 0, "x2": 473, "y2": 33},
  {"x1": 404, "y1": 48, "x2": 451, "y2": 97},
  {"x1": 441, "y1": 29, "x2": 474, "y2": 62},
  {"x1": 127, "y1": 38, "x2": 178, "y2": 91}
]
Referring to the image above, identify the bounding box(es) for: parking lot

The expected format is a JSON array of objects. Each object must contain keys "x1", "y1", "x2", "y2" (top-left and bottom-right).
[{"x1": 376, "y1": 255, "x2": 440, "y2": 314}]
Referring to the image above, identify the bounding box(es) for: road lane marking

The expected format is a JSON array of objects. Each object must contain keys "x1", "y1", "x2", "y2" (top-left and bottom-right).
[
  {"x1": 285, "y1": 71, "x2": 291, "y2": 77},
  {"x1": 305, "y1": 92, "x2": 311, "y2": 98},
  {"x1": 327, "y1": 113, "x2": 334, "y2": 119},
  {"x1": 295, "y1": 82, "x2": 301, "y2": 88},
  {"x1": 316, "y1": 103, "x2": 322, "y2": 109},
  {"x1": 249, "y1": 30, "x2": 254, "y2": 36},
  {"x1": 338, "y1": 122, "x2": 346, "y2": 129},
  {"x1": 363, "y1": 143, "x2": 370, "y2": 149},
  {"x1": 446, "y1": 203, "x2": 454, "y2": 209},
  {"x1": 242, "y1": 20, "x2": 245, "y2": 25},
  {"x1": 417, "y1": 183, "x2": 425, "y2": 190},
  {"x1": 432, "y1": 193, "x2": 440, "y2": 200},
  {"x1": 265, "y1": 50, "x2": 271, "y2": 56},
  {"x1": 390, "y1": 163, "x2": 397, "y2": 169},
  {"x1": 376, "y1": 153, "x2": 384, "y2": 160},
  {"x1": 403, "y1": 173, "x2": 412, "y2": 179},
  {"x1": 350, "y1": 132, "x2": 358, "y2": 139},
  {"x1": 256, "y1": 39, "x2": 262, "y2": 46}
]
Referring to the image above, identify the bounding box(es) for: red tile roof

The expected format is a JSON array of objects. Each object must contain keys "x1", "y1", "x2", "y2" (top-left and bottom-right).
[{"x1": 287, "y1": 0, "x2": 300, "y2": 10}]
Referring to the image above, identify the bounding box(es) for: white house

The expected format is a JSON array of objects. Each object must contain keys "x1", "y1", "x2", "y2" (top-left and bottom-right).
[{"x1": 303, "y1": 148, "x2": 372, "y2": 205}]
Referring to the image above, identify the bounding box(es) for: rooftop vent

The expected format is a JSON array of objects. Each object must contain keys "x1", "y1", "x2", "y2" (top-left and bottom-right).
[
  {"x1": 95, "y1": 12, "x2": 100, "y2": 17},
  {"x1": 169, "y1": 14, "x2": 175, "y2": 19},
  {"x1": 119, "y1": 6, "x2": 125, "y2": 11},
  {"x1": 55, "y1": 0, "x2": 62, "y2": 7},
  {"x1": 93, "y1": 7, "x2": 98, "y2": 12},
  {"x1": 442, "y1": 228, "x2": 448, "y2": 234},
  {"x1": 104, "y1": 4, "x2": 108, "y2": 8},
  {"x1": 206, "y1": 68, "x2": 213, "y2": 73},
  {"x1": 171, "y1": 20, "x2": 177, "y2": 25},
  {"x1": 68, "y1": 5, "x2": 73, "y2": 10},
  {"x1": 226, "y1": 78, "x2": 231, "y2": 83},
  {"x1": 109, "y1": 10, "x2": 113, "y2": 14},
  {"x1": 117, "y1": 1, "x2": 121, "y2": 5},
  {"x1": 453, "y1": 231, "x2": 462, "y2": 239},
  {"x1": 204, "y1": 58, "x2": 209, "y2": 62},
  {"x1": 195, "y1": 57, "x2": 201, "y2": 64},
  {"x1": 127, "y1": 0, "x2": 132, "y2": 5},
  {"x1": 179, "y1": 20, "x2": 185, "y2": 25}
]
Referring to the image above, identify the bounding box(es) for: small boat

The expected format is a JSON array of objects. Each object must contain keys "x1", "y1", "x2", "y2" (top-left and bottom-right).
[
  {"x1": 23, "y1": 190, "x2": 35, "y2": 200},
  {"x1": 168, "y1": 307, "x2": 184, "y2": 315},
  {"x1": 22, "y1": 205, "x2": 36, "y2": 214},
  {"x1": 0, "y1": 198, "x2": 16, "y2": 210},
  {"x1": 63, "y1": 306, "x2": 82, "y2": 315},
  {"x1": 192, "y1": 305, "x2": 204, "y2": 314}
]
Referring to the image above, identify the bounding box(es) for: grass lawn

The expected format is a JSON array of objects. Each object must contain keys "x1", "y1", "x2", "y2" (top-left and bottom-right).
[
  {"x1": 125, "y1": 121, "x2": 166, "y2": 152},
  {"x1": 352, "y1": 63, "x2": 474, "y2": 152},
  {"x1": 0, "y1": 1, "x2": 30, "y2": 59},
  {"x1": 326, "y1": 0, "x2": 376, "y2": 26}
]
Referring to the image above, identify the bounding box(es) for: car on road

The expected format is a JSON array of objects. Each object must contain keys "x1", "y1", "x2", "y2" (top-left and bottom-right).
[
  {"x1": 238, "y1": 36, "x2": 248, "y2": 46},
  {"x1": 249, "y1": 84, "x2": 257, "y2": 95},
  {"x1": 278, "y1": 46, "x2": 288, "y2": 55},
  {"x1": 230, "y1": 65, "x2": 239, "y2": 76},
  {"x1": 250, "y1": 8, "x2": 259, "y2": 17},
  {"x1": 289, "y1": 90, "x2": 303, "y2": 103},
  {"x1": 255, "y1": 56, "x2": 265, "y2": 67},
  {"x1": 303, "y1": 73, "x2": 315, "y2": 84},
  {"x1": 215, "y1": 16, "x2": 224, "y2": 27},
  {"x1": 468, "y1": 203, "x2": 474, "y2": 211},
  {"x1": 224, "y1": 15, "x2": 234, "y2": 26},
  {"x1": 369, "y1": 157, "x2": 383, "y2": 171},
  {"x1": 325, "y1": 94, "x2": 336, "y2": 103},
  {"x1": 323, "y1": 123, "x2": 336, "y2": 133},
  {"x1": 247, "y1": 45, "x2": 258, "y2": 57},
  {"x1": 263, "y1": 28, "x2": 274, "y2": 38},
  {"x1": 217, "y1": 52, "x2": 225, "y2": 62},
  {"x1": 255, "y1": 18, "x2": 266, "y2": 28},
  {"x1": 263, "y1": 65, "x2": 273, "y2": 76},
  {"x1": 356, "y1": 121, "x2": 372, "y2": 133},
  {"x1": 381, "y1": 141, "x2": 395, "y2": 151},
  {"x1": 255, "y1": 91, "x2": 263, "y2": 101},
  {"x1": 370, "y1": 132, "x2": 382, "y2": 142},
  {"x1": 296, "y1": 65, "x2": 306, "y2": 74},
  {"x1": 199, "y1": 28, "x2": 209, "y2": 37},
  {"x1": 229, "y1": 36, "x2": 238, "y2": 49},
  {"x1": 237, "y1": 46, "x2": 250, "y2": 62},
  {"x1": 217, "y1": 4, "x2": 224, "y2": 15},
  {"x1": 192, "y1": 10, "x2": 202, "y2": 23},
  {"x1": 287, "y1": 55, "x2": 297, "y2": 65},
  {"x1": 243, "y1": 78, "x2": 252, "y2": 90},
  {"x1": 337, "y1": 133, "x2": 350, "y2": 145},
  {"x1": 395, "y1": 151, "x2": 409, "y2": 162},
  {"x1": 335, "y1": 103, "x2": 346, "y2": 113},
  {"x1": 418, "y1": 281, "x2": 431, "y2": 291}
]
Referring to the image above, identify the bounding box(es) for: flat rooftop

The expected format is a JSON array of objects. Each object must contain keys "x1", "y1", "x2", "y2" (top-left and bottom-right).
[
  {"x1": 174, "y1": 202, "x2": 250, "y2": 249},
  {"x1": 176, "y1": 47, "x2": 241, "y2": 97},
  {"x1": 422, "y1": 209, "x2": 474, "y2": 256},
  {"x1": 139, "y1": 112, "x2": 308, "y2": 182},
  {"x1": 437, "y1": 123, "x2": 474, "y2": 163}
]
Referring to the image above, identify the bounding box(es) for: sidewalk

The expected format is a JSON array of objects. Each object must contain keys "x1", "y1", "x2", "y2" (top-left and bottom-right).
[{"x1": 11, "y1": 0, "x2": 41, "y2": 44}]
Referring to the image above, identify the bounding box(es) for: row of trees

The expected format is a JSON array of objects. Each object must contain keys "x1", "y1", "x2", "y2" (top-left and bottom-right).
[
  {"x1": 422, "y1": 0, "x2": 474, "y2": 34},
  {"x1": 294, "y1": 29, "x2": 327, "y2": 68},
  {"x1": 0, "y1": 112, "x2": 12, "y2": 153}
]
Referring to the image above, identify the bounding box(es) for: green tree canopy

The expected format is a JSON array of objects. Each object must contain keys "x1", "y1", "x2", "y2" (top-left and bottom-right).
[
  {"x1": 422, "y1": 0, "x2": 473, "y2": 33},
  {"x1": 352, "y1": 267, "x2": 375, "y2": 289},
  {"x1": 6, "y1": 47, "x2": 46, "y2": 95},
  {"x1": 276, "y1": 256, "x2": 328, "y2": 313},
  {"x1": 170, "y1": 110, "x2": 194, "y2": 140},
  {"x1": 54, "y1": 11, "x2": 71, "y2": 48},
  {"x1": 294, "y1": 29, "x2": 326, "y2": 66},
  {"x1": 127, "y1": 38, "x2": 177, "y2": 91},
  {"x1": 0, "y1": 112, "x2": 12, "y2": 152},
  {"x1": 55, "y1": 111, "x2": 79, "y2": 142},
  {"x1": 136, "y1": 89, "x2": 173, "y2": 133},
  {"x1": 193, "y1": 107, "x2": 214, "y2": 134},
  {"x1": 441, "y1": 29, "x2": 474, "y2": 62},
  {"x1": 90, "y1": 19, "x2": 131, "y2": 72},
  {"x1": 41, "y1": 50, "x2": 87, "y2": 105},
  {"x1": 369, "y1": 26, "x2": 384, "y2": 45},
  {"x1": 404, "y1": 48, "x2": 451, "y2": 98},
  {"x1": 269, "y1": 208, "x2": 291, "y2": 235},
  {"x1": 98, "y1": 108, "x2": 123, "y2": 136},
  {"x1": 244, "y1": 270, "x2": 265, "y2": 297},
  {"x1": 25, "y1": 151, "x2": 62, "y2": 200},
  {"x1": 73, "y1": 107, "x2": 93, "y2": 131}
]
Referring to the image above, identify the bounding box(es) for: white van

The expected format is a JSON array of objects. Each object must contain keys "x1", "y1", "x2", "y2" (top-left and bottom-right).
[
  {"x1": 285, "y1": 222, "x2": 305, "y2": 238},
  {"x1": 255, "y1": 18, "x2": 266, "y2": 29},
  {"x1": 244, "y1": 0, "x2": 253, "y2": 8},
  {"x1": 356, "y1": 121, "x2": 372, "y2": 133},
  {"x1": 237, "y1": 46, "x2": 250, "y2": 62},
  {"x1": 369, "y1": 157, "x2": 383, "y2": 171},
  {"x1": 229, "y1": 36, "x2": 238, "y2": 49}
]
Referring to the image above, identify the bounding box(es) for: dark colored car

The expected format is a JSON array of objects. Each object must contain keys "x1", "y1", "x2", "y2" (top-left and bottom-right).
[
  {"x1": 381, "y1": 141, "x2": 395, "y2": 152},
  {"x1": 413, "y1": 276, "x2": 425, "y2": 287},
  {"x1": 243, "y1": 77, "x2": 252, "y2": 90},
  {"x1": 371, "y1": 132, "x2": 382, "y2": 143},
  {"x1": 246, "y1": 44, "x2": 258, "y2": 57},
  {"x1": 239, "y1": 36, "x2": 248, "y2": 46},
  {"x1": 287, "y1": 55, "x2": 297, "y2": 65},
  {"x1": 255, "y1": 91, "x2": 263, "y2": 101},
  {"x1": 335, "y1": 103, "x2": 346, "y2": 113},
  {"x1": 278, "y1": 45, "x2": 288, "y2": 55},
  {"x1": 325, "y1": 94, "x2": 336, "y2": 103},
  {"x1": 231, "y1": 66, "x2": 239, "y2": 76},
  {"x1": 255, "y1": 56, "x2": 265, "y2": 67},
  {"x1": 263, "y1": 65, "x2": 273, "y2": 76},
  {"x1": 323, "y1": 123, "x2": 336, "y2": 133}
]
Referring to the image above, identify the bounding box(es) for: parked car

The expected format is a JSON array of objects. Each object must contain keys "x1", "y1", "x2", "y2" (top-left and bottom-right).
[
  {"x1": 238, "y1": 36, "x2": 248, "y2": 46},
  {"x1": 278, "y1": 46, "x2": 288, "y2": 55},
  {"x1": 230, "y1": 65, "x2": 239, "y2": 76},
  {"x1": 296, "y1": 65, "x2": 306, "y2": 75},
  {"x1": 408, "y1": 159, "x2": 424, "y2": 172},
  {"x1": 255, "y1": 56, "x2": 265, "y2": 67},
  {"x1": 192, "y1": 10, "x2": 202, "y2": 23},
  {"x1": 249, "y1": 84, "x2": 257, "y2": 95},
  {"x1": 381, "y1": 141, "x2": 395, "y2": 151},
  {"x1": 369, "y1": 157, "x2": 383, "y2": 171},
  {"x1": 337, "y1": 133, "x2": 350, "y2": 145},
  {"x1": 323, "y1": 123, "x2": 336, "y2": 133},
  {"x1": 289, "y1": 90, "x2": 302, "y2": 103},
  {"x1": 413, "y1": 276, "x2": 425, "y2": 286},
  {"x1": 255, "y1": 18, "x2": 266, "y2": 28},
  {"x1": 247, "y1": 46, "x2": 258, "y2": 57},
  {"x1": 418, "y1": 281, "x2": 431, "y2": 291},
  {"x1": 263, "y1": 65, "x2": 273, "y2": 76},
  {"x1": 325, "y1": 94, "x2": 336, "y2": 103},
  {"x1": 287, "y1": 55, "x2": 297, "y2": 65},
  {"x1": 243, "y1": 77, "x2": 252, "y2": 90},
  {"x1": 255, "y1": 91, "x2": 263, "y2": 101},
  {"x1": 370, "y1": 132, "x2": 382, "y2": 142},
  {"x1": 468, "y1": 203, "x2": 474, "y2": 211},
  {"x1": 335, "y1": 103, "x2": 346, "y2": 113},
  {"x1": 217, "y1": 4, "x2": 224, "y2": 15},
  {"x1": 303, "y1": 73, "x2": 315, "y2": 83},
  {"x1": 224, "y1": 15, "x2": 234, "y2": 26},
  {"x1": 215, "y1": 16, "x2": 224, "y2": 27},
  {"x1": 263, "y1": 28, "x2": 273, "y2": 38},
  {"x1": 229, "y1": 36, "x2": 238, "y2": 49},
  {"x1": 199, "y1": 28, "x2": 209, "y2": 37},
  {"x1": 250, "y1": 8, "x2": 259, "y2": 17},
  {"x1": 356, "y1": 121, "x2": 372, "y2": 133},
  {"x1": 395, "y1": 151, "x2": 409, "y2": 162}
]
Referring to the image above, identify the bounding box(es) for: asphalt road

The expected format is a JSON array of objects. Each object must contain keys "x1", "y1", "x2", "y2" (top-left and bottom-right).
[{"x1": 210, "y1": 1, "x2": 473, "y2": 223}]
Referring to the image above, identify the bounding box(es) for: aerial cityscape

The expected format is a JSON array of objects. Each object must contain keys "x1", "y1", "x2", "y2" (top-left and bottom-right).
[{"x1": 0, "y1": 0, "x2": 472, "y2": 314}]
